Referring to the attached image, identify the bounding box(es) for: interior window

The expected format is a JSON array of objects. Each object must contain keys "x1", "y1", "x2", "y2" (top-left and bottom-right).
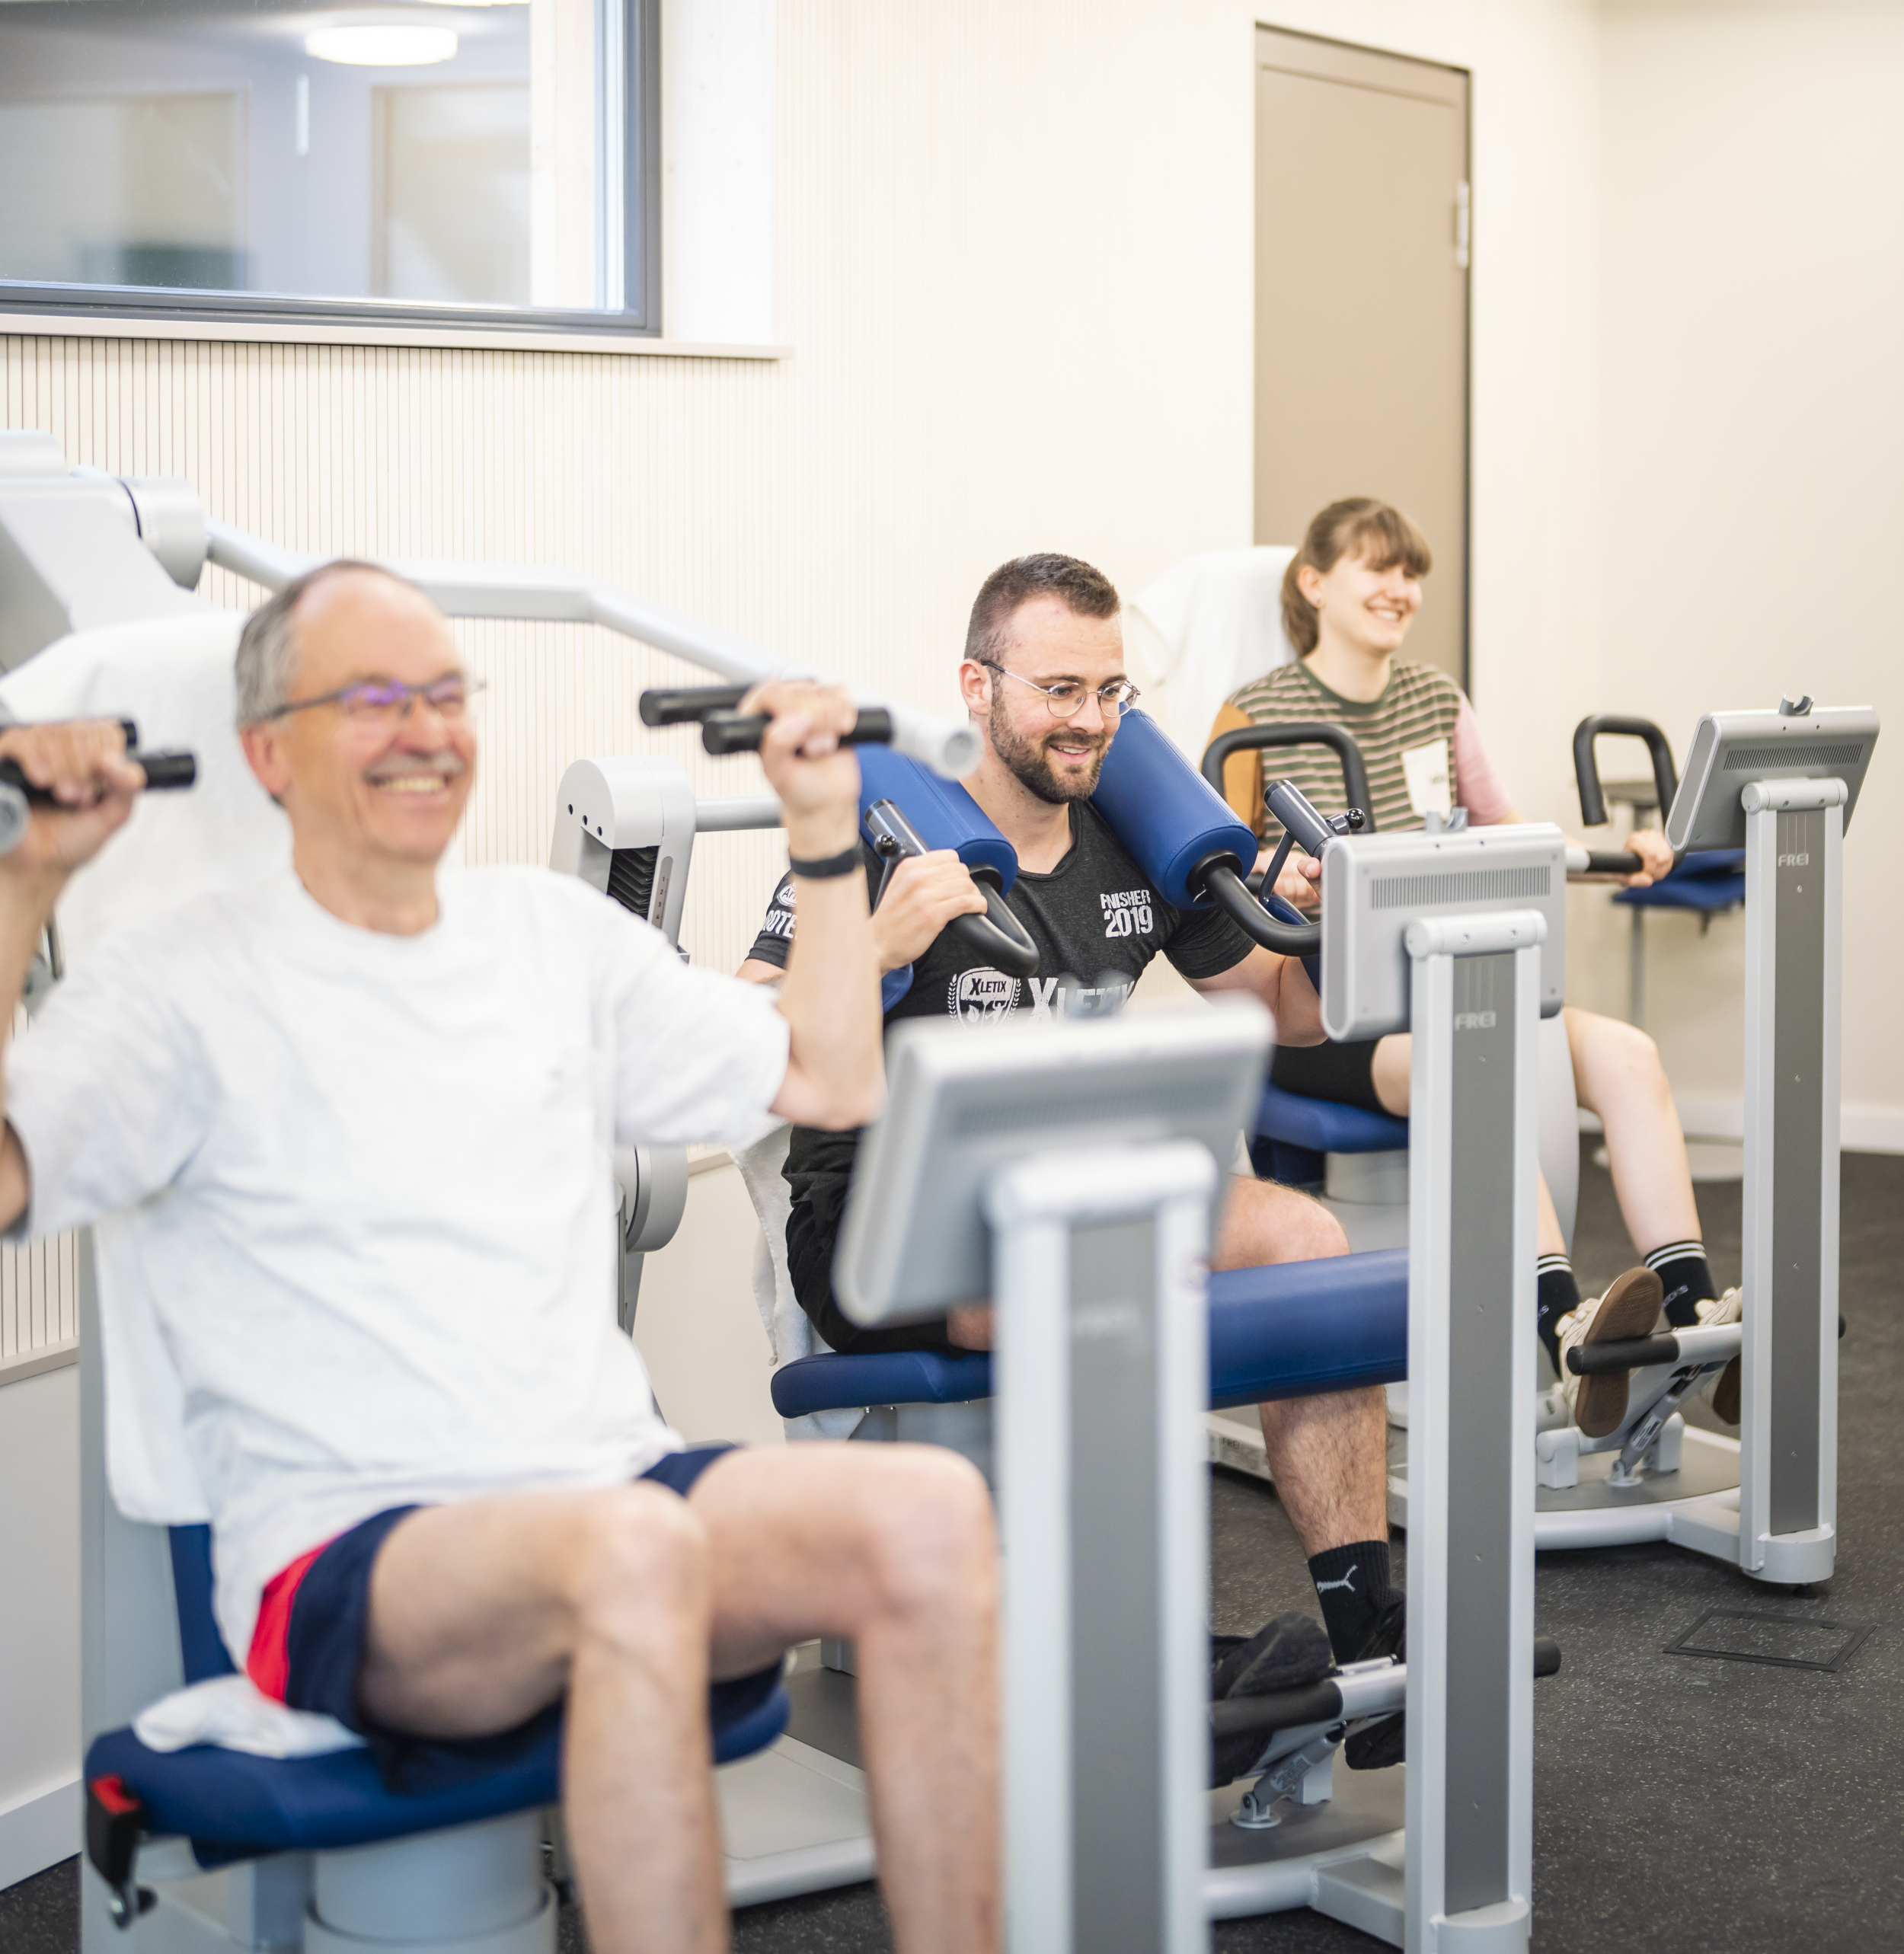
[{"x1": 0, "y1": 0, "x2": 656, "y2": 329}]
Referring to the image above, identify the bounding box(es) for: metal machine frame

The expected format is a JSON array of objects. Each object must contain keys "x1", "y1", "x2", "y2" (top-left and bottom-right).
[{"x1": 1529, "y1": 701, "x2": 1876, "y2": 1578}]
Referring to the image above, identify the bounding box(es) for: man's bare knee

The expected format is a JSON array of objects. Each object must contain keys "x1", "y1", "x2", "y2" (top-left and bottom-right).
[
  {"x1": 1216, "y1": 1180, "x2": 1347, "y2": 1269},
  {"x1": 567, "y1": 1486, "x2": 710, "y2": 1654},
  {"x1": 851, "y1": 1447, "x2": 995, "y2": 1627}
]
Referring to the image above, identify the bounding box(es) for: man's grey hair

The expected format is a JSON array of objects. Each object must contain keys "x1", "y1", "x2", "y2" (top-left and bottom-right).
[{"x1": 234, "y1": 560, "x2": 417, "y2": 727}]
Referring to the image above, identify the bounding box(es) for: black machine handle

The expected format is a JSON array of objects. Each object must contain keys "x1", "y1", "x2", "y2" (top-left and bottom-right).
[
  {"x1": 1570, "y1": 1315, "x2": 1844, "y2": 1378},
  {"x1": 1573, "y1": 715, "x2": 1679, "y2": 830},
  {"x1": 641, "y1": 684, "x2": 750, "y2": 725},
  {"x1": 1200, "y1": 720, "x2": 1376, "y2": 830},
  {"x1": 863, "y1": 799, "x2": 1040, "y2": 979},
  {"x1": 638, "y1": 684, "x2": 894, "y2": 756},
  {"x1": 1190, "y1": 777, "x2": 1367, "y2": 959},
  {"x1": 1575, "y1": 847, "x2": 1646, "y2": 877},
  {"x1": 0, "y1": 751, "x2": 197, "y2": 803},
  {"x1": 1207, "y1": 1638, "x2": 1561, "y2": 1747}
]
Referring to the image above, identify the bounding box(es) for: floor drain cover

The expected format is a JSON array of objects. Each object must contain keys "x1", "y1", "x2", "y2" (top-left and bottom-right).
[{"x1": 1665, "y1": 1609, "x2": 1873, "y2": 1672}]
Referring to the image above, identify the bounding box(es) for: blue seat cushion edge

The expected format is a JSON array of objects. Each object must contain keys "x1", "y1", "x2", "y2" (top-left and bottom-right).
[
  {"x1": 769, "y1": 1249, "x2": 1409, "y2": 1417},
  {"x1": 1253, "y1": 1081, "x2": 1409, "y2": 1155},
  {"x1": 85, "y1": 1685, "x2": 787, "y2": 1863}
]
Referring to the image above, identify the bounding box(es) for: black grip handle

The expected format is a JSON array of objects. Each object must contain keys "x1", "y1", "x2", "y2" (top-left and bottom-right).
[
  {"x1": 132, "y1": 752, "x2": 197, "y2": 791},
  {"x1": 702, "y1": 707, "x2": 894, "y2": 756},
  {"x1": 1573, "y1": 716, "x2": 1679, "y2": 829},
  {"x1": 1202, "y1": 721, "x2": 1375, "y2": 832},
  {"x1": 0, "y1": 751, "x2": 196, "y2": 802},
  {"x1": 1574, "y1": 848, "x2": 1644, "y2": 877},
  {"x1": 864, "y1": 797, "x2": 1040, "y2": 978},
  {"x1": 641, "y1": 685, "x2": 751, "y2": 726},
  {"x1": 1208, "y1": 1638, "x2": 1562, "y2": 1745},
  {"x1": 1264, "y1": 778, "x2": 1363, "y2": 855},
  {"x1": 1566, "y1": 1333, "x2": 1683, "y2": 1376}
]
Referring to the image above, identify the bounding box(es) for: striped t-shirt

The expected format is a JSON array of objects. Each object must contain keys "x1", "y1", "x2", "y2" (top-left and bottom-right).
[{"x1": 1211, "y1": 657, "x2": 1512, "y2": 845}]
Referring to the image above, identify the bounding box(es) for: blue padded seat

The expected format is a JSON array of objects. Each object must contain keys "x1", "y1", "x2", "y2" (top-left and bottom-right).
[
  {"x1": 1252, "y1": 1082, "x2": 1408, "y2": 1156},
  {"x1": 88, "y1": 1526, "x2": 788, "y2": 1865},
  {"x1": 1249, "y1": 1080, "x2": 1409, "y2": 1187},
  {"x1": 769, "y1": 1249, "x2": 1408, "y2": 1419},
  {"x1": 1615, "y1": 848, "x2": 1745, "y2": 914}
]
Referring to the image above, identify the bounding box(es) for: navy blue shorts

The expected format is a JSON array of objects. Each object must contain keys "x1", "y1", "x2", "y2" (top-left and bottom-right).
[{"x1": 264, "y1": 1444, "x2": 783, "y2": 1794}]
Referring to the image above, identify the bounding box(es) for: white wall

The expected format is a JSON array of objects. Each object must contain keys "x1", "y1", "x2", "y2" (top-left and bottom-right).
[{"x1": 1583, "y1": 0, "x2": 1904, "y2": 1142}]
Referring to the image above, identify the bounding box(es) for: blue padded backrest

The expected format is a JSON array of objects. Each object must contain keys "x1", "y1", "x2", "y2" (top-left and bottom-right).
[
  {"x1": 168, "y1": 1525, "x2": 238, "y2": 1682},
  {"x1": 1090, "y1": 707, "x2": 1258, "y2": 912},
  {"x1": 858, "y1": 744, "x2": 1017, "y2": 892}
]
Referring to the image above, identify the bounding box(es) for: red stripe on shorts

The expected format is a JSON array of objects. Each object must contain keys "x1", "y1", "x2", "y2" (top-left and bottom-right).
[{"x1": 245, "y1": 1538, "x2": 337, "y2": 1703}]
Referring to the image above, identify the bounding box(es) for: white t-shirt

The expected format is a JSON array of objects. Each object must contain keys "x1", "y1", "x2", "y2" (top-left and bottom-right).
[{"x1": 7, "y1": 864, "x2": 791, "y2": 1662}]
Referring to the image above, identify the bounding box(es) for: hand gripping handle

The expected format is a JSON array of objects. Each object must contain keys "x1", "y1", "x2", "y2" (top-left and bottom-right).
[
  {"x1": 863, "y1": 798, "x2": 1040, "y2": 979},
  {"x1": 1187, "y1": 777, "x2": 1356, "y2": 958},
  {"x1": 0, "y1": 740, "x2": 199, "y2": 857}
]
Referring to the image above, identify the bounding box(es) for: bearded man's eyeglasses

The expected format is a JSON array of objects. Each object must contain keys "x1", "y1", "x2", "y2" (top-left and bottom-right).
[{"x1": 984, "y1": 666, "x2": 1140, "y2": 719}]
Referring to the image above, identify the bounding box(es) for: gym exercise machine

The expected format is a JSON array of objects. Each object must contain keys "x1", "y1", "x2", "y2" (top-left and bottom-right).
[{"x1": 1532, "y1": 699, "x2": 1878, "y2": 1579}]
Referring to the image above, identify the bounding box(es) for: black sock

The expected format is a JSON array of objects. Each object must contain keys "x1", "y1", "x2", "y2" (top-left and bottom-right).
[
  {"x1": 1536, "y1": 1256, "x2": 1580, "y2": 1372},
  {"x1": 1645, "y1": 1240, "x2": 1714, "y2": 1328},
  {"x1": 1308, "y1": 1540, "x2": 1394, "y2": 1664}
]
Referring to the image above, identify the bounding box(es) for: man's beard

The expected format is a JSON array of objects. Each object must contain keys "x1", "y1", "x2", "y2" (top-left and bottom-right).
[{"x1": 992, "y1": 714, "x2": 1109, "y2": 805}]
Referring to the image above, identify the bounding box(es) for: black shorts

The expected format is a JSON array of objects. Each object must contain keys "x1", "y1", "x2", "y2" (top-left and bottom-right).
[
  {"x1": 264, "y1": 1443, "x2": 783, "y2": 1794},
  {"x1": 1269, "y1": 1036, "x2": 1388, "y2": 1116}
]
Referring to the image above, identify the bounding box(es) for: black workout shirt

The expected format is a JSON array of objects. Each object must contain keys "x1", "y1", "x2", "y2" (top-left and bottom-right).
[{"x1": 746, "y1": 801, "x2": 1256, "y2": 1353}]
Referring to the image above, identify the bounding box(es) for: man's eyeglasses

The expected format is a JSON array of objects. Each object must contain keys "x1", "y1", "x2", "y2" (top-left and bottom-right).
[
  {"x1": 267, "y1": 675, "x2": 487, "y2": 724},
  {"x1": 983, "y1": 666, "x2": 1141, "y2": 720}
]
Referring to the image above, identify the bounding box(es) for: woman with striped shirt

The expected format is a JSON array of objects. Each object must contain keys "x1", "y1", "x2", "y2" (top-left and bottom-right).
[{"x1": 1210, "y1": 498, "x2": 1739, "y2": 1435}]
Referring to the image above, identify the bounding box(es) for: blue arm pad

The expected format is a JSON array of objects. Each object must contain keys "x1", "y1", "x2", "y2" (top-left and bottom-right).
[
  {"x1": 857, "y1": 745, "x2": 1018, "y2": 892},
  {"x1": 1206, "y1": 1250, "x2": 1407, "y2": 1406},
  {"x1": 880, "y1": 966, "x2": 915, "y2": 1012},
  {"x1": 1089, "y1": 707, "x2": 1259, "y2": 911},
  {"x1": 767, "y1": 1249, "x2": 1408, "y2": 1416}
]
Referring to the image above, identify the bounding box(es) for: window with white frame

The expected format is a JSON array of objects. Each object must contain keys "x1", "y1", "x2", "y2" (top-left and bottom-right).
[{"x1": 0, "y1": 0, "x2": 658, "y2": 331}]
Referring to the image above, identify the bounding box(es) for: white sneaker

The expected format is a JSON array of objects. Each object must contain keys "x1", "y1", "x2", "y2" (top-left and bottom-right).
[
  {"x1": 1557, "y1": 1267, "x2": 1666, "y2": 1438},
  {"x1": 1695, "y1": 1288, "x2": 1743, "y2": 1425}
]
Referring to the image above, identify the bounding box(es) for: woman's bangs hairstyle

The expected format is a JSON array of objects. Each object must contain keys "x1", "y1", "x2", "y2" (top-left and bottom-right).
[{"x1": 1279, "y1": 499, "x2": 1433, "y2": 656}]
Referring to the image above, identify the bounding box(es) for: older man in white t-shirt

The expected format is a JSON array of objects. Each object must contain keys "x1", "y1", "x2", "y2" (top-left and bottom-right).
[{"x1": 0, "y1": 565, "x2": 998, "y2": 1954}]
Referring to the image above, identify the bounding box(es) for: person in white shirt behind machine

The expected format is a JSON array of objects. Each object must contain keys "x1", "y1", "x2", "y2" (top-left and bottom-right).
[{"x1": 0, "y1": 564, "x2": 998, "y2": 1954}]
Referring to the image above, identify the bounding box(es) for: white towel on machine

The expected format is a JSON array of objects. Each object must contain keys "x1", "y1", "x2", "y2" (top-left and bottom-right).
[{"x1": 1122, "y1": 545, "x2": 1299, "y2": 761}]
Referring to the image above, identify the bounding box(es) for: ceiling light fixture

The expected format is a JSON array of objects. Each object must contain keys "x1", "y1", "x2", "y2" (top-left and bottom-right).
[{"x1": 305, "y1": 24, "x2": 458, "y2": 65}]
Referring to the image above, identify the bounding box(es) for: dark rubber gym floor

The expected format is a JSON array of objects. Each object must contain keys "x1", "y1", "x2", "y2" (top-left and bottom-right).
[{"x1": 6, "y1": 1141, "x2": 1899, "y2": 1952}]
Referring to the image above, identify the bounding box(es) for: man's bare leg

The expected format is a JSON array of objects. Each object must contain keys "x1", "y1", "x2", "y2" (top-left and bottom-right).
[
  {"x1": 359, "y1": 1483, "x2": 725, "y2": 1954},
  {"x1": 356, "y1": 1445, "x2": 998, "y2": 1954},
  {"x1": 1214, "y1": 1177, "x2": 1390, "y2": 1554},
  {"x1": 685, "y1": 1445, "x2": 998, "y2": 1954}
]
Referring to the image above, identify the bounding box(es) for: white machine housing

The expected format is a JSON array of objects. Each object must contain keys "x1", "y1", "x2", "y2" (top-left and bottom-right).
[
  {"x1": 1317, "y1": 823, "x2": 1567, "y2": 1042},
  {"x1": 1666, "y1": 704, "x2": 1877, "y2": 853}
]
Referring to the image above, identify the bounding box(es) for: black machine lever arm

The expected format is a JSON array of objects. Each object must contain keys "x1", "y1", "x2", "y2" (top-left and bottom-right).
[
  {"x1": 863, "y1": 799, "x2": 1040, "y2": 979},
  {"x1": 639, "y1": 684, "x2": 893, "y2": 755},
  {"x1": 1573, "y1": 714, "x2": 1679, "y2": 831},
  {"x1": 1191, "y1": 778, "x2": 1365, "y2": 959}
]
